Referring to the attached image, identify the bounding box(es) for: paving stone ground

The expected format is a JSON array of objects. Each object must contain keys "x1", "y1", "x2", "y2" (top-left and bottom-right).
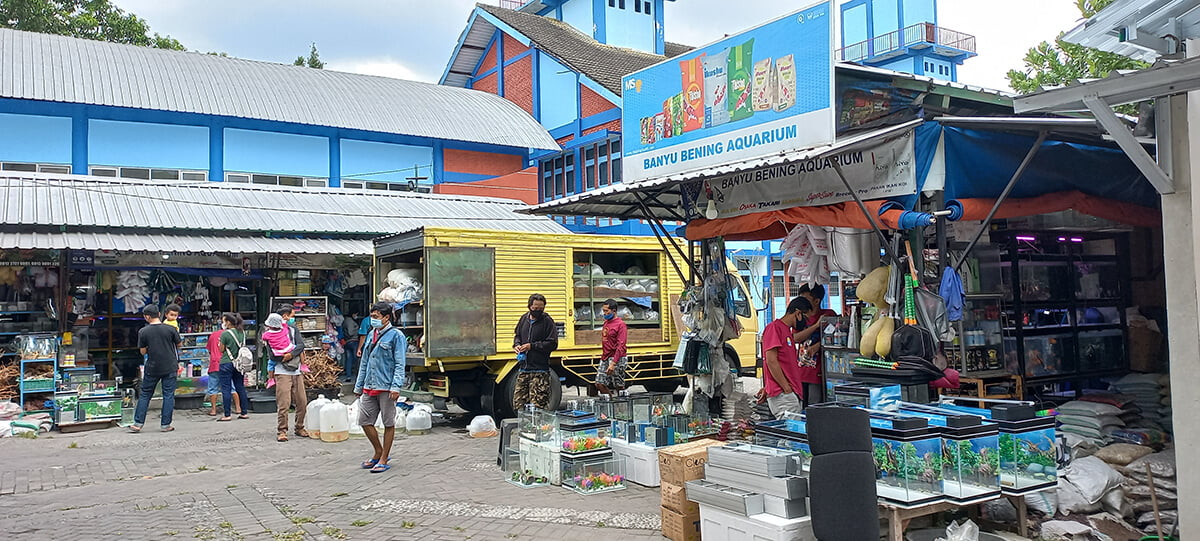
[{"x1": 0, "y1": 390, "x2": 666, "y2": 541}]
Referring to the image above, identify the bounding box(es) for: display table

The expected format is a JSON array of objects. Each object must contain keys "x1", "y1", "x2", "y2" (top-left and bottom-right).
[
  {"x1": 940, "y1": 371, "x2": 1023, "y2": 400},
  {"x1": 880, "y1": 500, "x2": 960, "y2": 541}
]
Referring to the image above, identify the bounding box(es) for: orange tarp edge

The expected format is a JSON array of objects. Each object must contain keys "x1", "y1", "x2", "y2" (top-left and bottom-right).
[{"x1": 684, "y1": 191, "x2": 1159, "y2": 241}]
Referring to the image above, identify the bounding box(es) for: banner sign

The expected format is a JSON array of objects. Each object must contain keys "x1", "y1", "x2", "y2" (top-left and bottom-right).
[
  {"x1": 621, "y1": 2, "x2": 834, "y2": 184},
  {"x1": 704, "y1": 130, "x2": 915, "y2": 219}
]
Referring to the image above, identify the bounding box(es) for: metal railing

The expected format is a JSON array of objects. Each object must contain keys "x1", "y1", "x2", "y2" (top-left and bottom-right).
[
  {"x1": 498, "y1": 0, "x2": 526, "y2": 9},
  {"x1": 837, "y1": 22, "x2": 976, "y2": 63}
]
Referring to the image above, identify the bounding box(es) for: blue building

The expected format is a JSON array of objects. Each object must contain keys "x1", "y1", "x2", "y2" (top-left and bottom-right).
[
  {"x1": 0, "y1": 28, "x2": 558, "y2": 198},
  {"x1": 838, "y1": 0, "x2": 977, "y2": 82}
]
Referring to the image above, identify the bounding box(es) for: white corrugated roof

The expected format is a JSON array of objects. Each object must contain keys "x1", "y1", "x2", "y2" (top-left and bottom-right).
[
  {"x1": 0, "y1": 231, "x2": 374, "y2": 254},
  {"x1": 0, "y1": 28, "x2": 559, "y2": 150},
  {"x1": 0, "y1": 173, "x2": 571, "y2": 236}
]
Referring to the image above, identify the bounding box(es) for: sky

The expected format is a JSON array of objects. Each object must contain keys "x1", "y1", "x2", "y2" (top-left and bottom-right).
[{"x1": 111, "y1": 0, "x2": 1087, "y2": 91}]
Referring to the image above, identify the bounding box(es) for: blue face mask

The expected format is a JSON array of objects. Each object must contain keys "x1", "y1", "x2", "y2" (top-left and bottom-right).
[
  {"x1": 288, "y1": 317, "x2": 296, "y2": 326},
  {"x1": 369, "y1": 317, "x2": 384, "y2": 329},
  {"x1": 603, "y1": 312, "x2": 615, "y2": 320}
]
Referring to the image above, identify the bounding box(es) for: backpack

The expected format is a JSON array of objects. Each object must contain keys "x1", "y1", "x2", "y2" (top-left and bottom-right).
[
  {"x1": 889, "y1": 324, "x2": 944, "y2": 381},
  {"x1": 228, "y1": 331, "x2": 254, "y2": 373}
]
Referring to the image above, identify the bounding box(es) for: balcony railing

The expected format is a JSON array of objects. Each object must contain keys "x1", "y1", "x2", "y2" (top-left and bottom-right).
[{"x1": 837, "y1": 22, "x2": 976, "y2": 63}]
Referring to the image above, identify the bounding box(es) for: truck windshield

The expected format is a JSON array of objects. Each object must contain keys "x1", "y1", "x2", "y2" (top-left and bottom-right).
[{"x1": 730, "y1": 274, "x2": 752, "y2": 318}]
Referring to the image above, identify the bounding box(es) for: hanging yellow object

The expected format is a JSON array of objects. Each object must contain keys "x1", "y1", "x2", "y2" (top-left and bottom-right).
[
  {"x1": 857, "y1": 266, "x2": 890, "y2": 307},
  {"x1": 876, "y1": 317, "x2": 896, "y2": 357},
  {"x1": 860, "y1": 311, "x2": 889, "y2": 357}
]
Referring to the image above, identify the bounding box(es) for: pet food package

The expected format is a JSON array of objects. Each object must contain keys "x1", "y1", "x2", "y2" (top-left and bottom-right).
[
  {"x1": 774, "y1": 54, "x2": 796, "y2": 112},
  {"x1": 640, "y1": 117, "x2": 652, "y2": 145},
  {"x1": 752, "y1": 57, "x2": 774, "y2": 112},
  {"x1": 702, "y1": 49, "x2": 729, "y2": 128},
  {"x1": 727, "y1": 38, "x2": 755, "y2": 121},
  {"x1": 679, "y1": 56, "x2": 705, "y2": 132},
  {"x1": 653, "y1": 112, "x2": 666, "y2": 141},
  {"x1": 671, "y1": 93, "x2": 685, "y2": 137},
  {"x1": 662, "y1": 98, "x2": 674, "y2": 139}
]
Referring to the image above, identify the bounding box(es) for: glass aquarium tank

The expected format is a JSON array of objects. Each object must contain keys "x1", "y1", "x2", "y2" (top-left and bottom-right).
[
  {"x1": 610, "y1": 419, "x2": 636, "y2": 443},
  {"x1": 518, "y1": 406, "x2": 557, "y2": 443},
  {"x1": 933, "y1": 402, "x2": 1058, "y2": 495},
  {"x1": 559, "y1": 419, "x2": 611, "y2": 457},
  {"x1": 628, "y1": 391, "x2": 673, "y2": 424},
  {"x1": 754, "y1": 418, "x2": 812, "y2": 472},
  {"x1": 1006, "y1": 334, "x2": 1074, "y2": 378},
  {"x1": 1076, "y1": 328, "x2": 1125, "y2": 372},
  {"x1": 869, "y1": 413, "x2": 945, "y2": 506},
  {"x1": 563, "y1": 457, "x2": 627, "y2": 494},
  {"x1": 833, "y1": 383, "x2": 901, "y2": 411},
  {"x1": 899, "y1": 407, "x2": 1000, "y2": 503},
  {"x1": 591, "y1": 397, "x2": 632, "y2": 422}
]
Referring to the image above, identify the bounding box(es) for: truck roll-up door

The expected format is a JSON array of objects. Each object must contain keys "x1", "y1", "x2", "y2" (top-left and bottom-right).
[{"x1": 425, "y1": 246, "x2": 497, "y2": 358}]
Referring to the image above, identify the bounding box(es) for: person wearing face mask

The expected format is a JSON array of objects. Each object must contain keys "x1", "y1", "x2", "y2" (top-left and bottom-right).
[
  {"x1": 217, "y1": 312, "x2": 250, "y2": 421},
  {"x1": 512, "y1": 293, "x2": 558, "y2": 410},
  {"x1": 594, "y1": 299, "x2": 628, "y2": 397},
  {"x1": 756, "y1": 297, "x2": 809, "y2": 420},
  {"x1": 795, "y1": 284, "x2": 839, "y2": 407},
  {"x1": 354, "y1": 302, "x2": 408, "y2": 474},
  {"x1": 268, "y1": 305, "x2": 308, "y2": 441}
]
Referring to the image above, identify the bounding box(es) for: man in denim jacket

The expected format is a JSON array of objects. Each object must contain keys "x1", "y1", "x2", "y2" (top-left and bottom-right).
[{"x1": 354, "y1": 302, "x2": 408, "y2": 473}]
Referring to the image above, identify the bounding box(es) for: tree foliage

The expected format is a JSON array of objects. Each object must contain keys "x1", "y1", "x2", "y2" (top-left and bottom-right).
[
  {"x1": 0, "y1": 0, "x2": 184, "y2": 49},
  {"x1": 294, "y1": 43, "x2": 324, "y2": 69},
  {"x1": 1006, "y1": 0, "x2": 1147, "y2": 99}
]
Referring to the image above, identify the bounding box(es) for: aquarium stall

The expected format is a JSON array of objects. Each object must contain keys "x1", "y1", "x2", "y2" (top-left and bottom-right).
[{"x1": 933, "y1": 400, "x2": 1058, "y2": 495}]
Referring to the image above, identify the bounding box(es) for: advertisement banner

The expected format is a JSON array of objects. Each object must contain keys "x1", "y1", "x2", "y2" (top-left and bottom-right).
[
  {"x1": 621, "y1": 2, "x2": 834, "y2": 184},
  {"x1": 704, "y1": 130, "x2": 915, "y2": 219}
]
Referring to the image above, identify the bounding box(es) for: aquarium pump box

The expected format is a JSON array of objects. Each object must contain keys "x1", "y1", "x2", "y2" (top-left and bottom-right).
[
  {"x1": 833, "y1": 383, "x2": 902, "y2": 412},
  {"x1": 899, "y1": 409, "x2": 1001, "y2": 504},
  {"x1": 868, "y1": 413, "x2": 946, "y2": 507}
]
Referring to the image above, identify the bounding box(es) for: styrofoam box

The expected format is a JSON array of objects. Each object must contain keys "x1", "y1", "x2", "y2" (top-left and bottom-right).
[
  {"x1": 611, "y1": 438, "x2": 660, "y2": 487},
  {"x1": 699, "y1": 503, "x2": 817, "y2": 541},
  {"x1": 519, "y1": 439, "x2": 562, "y2": 485}
]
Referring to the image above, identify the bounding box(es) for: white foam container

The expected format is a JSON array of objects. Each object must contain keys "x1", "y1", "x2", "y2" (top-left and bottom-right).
[
  {"x1": 610, "y1": 438, "x2": 661, "y2": 487},
  {"x1": 519, "y1": 439, "x2": 562, "y2": 485},
  {"x1": 699, "y1": 503, "x2": 817, "y2": 541}
]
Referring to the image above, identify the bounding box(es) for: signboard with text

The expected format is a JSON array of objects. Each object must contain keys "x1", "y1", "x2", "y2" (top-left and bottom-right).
[{"x1": 621, "y1": 2, "x2": 834, "y2": 183}]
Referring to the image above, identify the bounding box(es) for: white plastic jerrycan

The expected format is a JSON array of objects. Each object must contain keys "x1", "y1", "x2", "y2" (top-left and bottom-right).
[
  {"x1": 406, "y1": 403, "x2": 433, "y2": 435},
  {"x1": 305, "y1": 394, "x2": 330, "y2": 439},
  {"x1": 319, "y1": 400, "x2": 349, "y2": 442},
  {"x1": 347, "y1": 397, "x2": 365, "y2": 437}
]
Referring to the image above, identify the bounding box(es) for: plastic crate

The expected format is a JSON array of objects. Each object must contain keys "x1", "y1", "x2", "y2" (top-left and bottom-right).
[
  {"x1": 519, "y1": 439, "x2": 561, "y2": 485},
  {"x1": 611, "y1": 438, "x2": 661, "y2": 487},
  {"x1": 22, "y1": 378, "x2": 54, "y2": 391}
]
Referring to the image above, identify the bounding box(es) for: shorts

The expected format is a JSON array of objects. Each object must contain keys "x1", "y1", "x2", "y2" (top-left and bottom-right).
[
  {"x1": 595, "y1": 357, "x2": 629, "y2": 389},
  {"x1": 205, "y1": 375, "x2": 221, "y2": 395},
  {"x1": 358, "y1": 392, "x2": 397, "y2": 427},
  {"x1": 767, "y1": 392, "x2": 802, "y2": 420}
]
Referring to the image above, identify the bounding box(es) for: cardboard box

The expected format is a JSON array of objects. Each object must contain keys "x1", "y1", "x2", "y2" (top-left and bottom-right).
[
  {"x1": 661, "y1": 481, "x2": 699, "y2": 515},
  {"x1": 661, "y1": 505, "x2": 701, "y2": 541},
  {"x1": 658, "y1": 439, "x2": 726, "y2": 487}
]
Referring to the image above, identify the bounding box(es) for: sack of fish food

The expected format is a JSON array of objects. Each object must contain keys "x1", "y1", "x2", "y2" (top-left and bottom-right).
[
  {"x1": 726, "y1": 38, "x2": 755, "y2": 122},
  {"x1": 702, "y1": 49, "x2": 729, "y2": 128}
]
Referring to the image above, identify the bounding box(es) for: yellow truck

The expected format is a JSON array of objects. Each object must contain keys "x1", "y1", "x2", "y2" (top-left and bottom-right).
[{"x1": 372, "y1": 227, "x2": 759, "y2": 418}]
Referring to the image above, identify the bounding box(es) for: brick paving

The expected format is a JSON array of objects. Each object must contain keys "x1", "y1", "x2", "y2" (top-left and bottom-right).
[{"x1": 0, "y1": 399, "x2": 665, "y2": 541}]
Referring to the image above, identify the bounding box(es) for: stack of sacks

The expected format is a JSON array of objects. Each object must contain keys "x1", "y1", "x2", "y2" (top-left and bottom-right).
[
  {"x1": 1055, "y1": 400, "x2": 1125, "y2": 446},
  {"x1": 1110, "y1": 374, "x2": 1164, "y2": 427},
  {"x1": 1156, "y1": 374, "x2": 1172, "y2": 434},
  {"x1": 1056, "y1": 456, "x2": 1128, "y2": 518},
  {"x1": 1119, "y1": 450, "x2": 1178, "y2": 535}
]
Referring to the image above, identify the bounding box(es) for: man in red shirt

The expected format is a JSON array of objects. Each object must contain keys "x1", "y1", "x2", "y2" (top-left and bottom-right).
[
  {"x1": 796, "y1": 284, "x2": 839, "y2": 406},
  {"x1": 595, "y1": 299, "x2": 628, "y2": 397},
  {"x1": 758, "y1": 297, "x2": 810, "y2": 419}
]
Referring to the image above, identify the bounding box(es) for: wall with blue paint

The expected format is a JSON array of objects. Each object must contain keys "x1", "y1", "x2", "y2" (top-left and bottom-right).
[
  {"x1": 0, "y1": 113, "x2": 72, "y2": 164},
  {"x1": 880, "y1": 57, "x2": 916, "y2": 74},
  {"x1": 88, "y1": 119, "x2": 208, "y2": 169},
  {"x1": 903, "y1": 0, "x2": 936, "y2": 27},
  {"x1": 223, "y1": 128, "x2": 329, "y2": 178},
  {"x1": 875, "y1": 0, "x2": 901, "y2": 35},
  {"x1": 561, "y1": 0, "x2": 596, "y2": 39},
  {"x1": 842, "y1": 3, "x2": 869, "y2": 46},
  {"x1": 604, "y1": 1, "x2": 656, "y2": 53},
  {"x1": 538, "y1": 54, "x2": 579, "y2": 131},
  {"x1": 340, "y1": 139, "x2": 433, "y2": 183}
]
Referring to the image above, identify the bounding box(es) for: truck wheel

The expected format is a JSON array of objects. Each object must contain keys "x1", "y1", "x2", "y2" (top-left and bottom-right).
[
  {"x1": 454, "y1": 396, "x2": 484, "y2": 414},
  {"x1": 494, "y1": 368, "x2": 563, "y2": 419}
]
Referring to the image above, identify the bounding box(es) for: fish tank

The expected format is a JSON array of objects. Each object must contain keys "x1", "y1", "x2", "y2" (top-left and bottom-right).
[
  {"x1": 869, "y1": 413, "x2": 945, "y2": 506},
  {"x1": 833, "y1": 383, "x2": 902, "y2": 412},
  {"x1": 628, "y1": 391, "x2": 674, "y2": 424},
  {"x1": 518, "y1": 406, "x2": 557, "y2": 443},
  {"x1": 591, "y1": 397, "x2": 632, "y2": 422},
  {"x1": 611, "y1": 419, "x2": 636, "y2": 443},
  {"x1": 563, "y1": 457, "x2": 627, "y2": 495},
  {"x1": 686, "y1": 415, "x2": 719, "y2": 438},
  {"x1": 932, "y1": 401, "x2": 1058, "y2": 495},
  {"x1": 899, "y1": 406, "x2": 1000, "y2": 503},
  {"x1": 754, "y1": 418, "x2": 812, "y2": 472},
  {"x1": 559, "y1": 420, "x2": 611, "y2": 458},
  {"x1": 553, "y1": 409, "x2": 596, "y2": 427}
]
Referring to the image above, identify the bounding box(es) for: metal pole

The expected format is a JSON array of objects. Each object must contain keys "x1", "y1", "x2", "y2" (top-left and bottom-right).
[
  {"x1": 952, "y1": 131, "x2": 1047, "y2": 272},
  {"x1": 831, "y1": 161, "x2": 895, "y2": 262},
  {"x1": 635, "y1": 196, "x2": 690, "y2": 286}
]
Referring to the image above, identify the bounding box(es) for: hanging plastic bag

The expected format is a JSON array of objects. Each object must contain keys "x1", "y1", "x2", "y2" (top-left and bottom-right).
[
  {"x1": 934, "y1": 519, "x2": 979, "y2": 541},
  {"x1": 467, "y1": 415, "x2": 498, "y2": 437}
]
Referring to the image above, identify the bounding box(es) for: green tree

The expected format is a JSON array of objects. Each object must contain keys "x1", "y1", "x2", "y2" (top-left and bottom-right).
[
  {"x1": 0, "y1": 0, "x2": 184, "y2": 49},
  {"x1": 294, "y1": 43, "x2": 324, "y2": 69},
  {"x1": 1006, "y1": 0, "x2": 1148, "y2": 107}
]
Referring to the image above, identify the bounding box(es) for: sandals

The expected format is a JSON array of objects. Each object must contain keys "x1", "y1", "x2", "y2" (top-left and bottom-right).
[
  {"x1": 369, "y1": 463, "x2": 391, "y2": 474},
  {"x1": 217, "y1": 417, "x2": 232, "y2": 422},
  {"x1": 238, "y1": 414, "x2": 250, "y2": 419},
  {"x1": 129, "y1": 425, "x2": 143, "y2": 433},
  {"x1": 160, "y1": 426, "x2": 175, "y2": 432},
  {"x1": 277, "y1": 433, "x2": 289, "y2": 442},
  {"x1": 360, "y1": 459, "x2": 380, "y2": 469}
]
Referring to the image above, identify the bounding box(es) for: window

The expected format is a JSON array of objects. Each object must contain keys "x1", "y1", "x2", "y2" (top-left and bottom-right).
[
  {"x1": 644, "y1": 1, "x2": 651, "y2": 15},
  {"x1": 226, "y1": 173, "x2": 250, "y2": 183},
  {"x1": 619, "y1": 0, "x2": 625, "y2": 8},
  {"x1": 91, "y1": 166, "x2": 206, "y2": 181},
  {"x1": 228, "y1": 172, "x2": 324, "y2": 187},
  {"x1": 1, "y1": 162, "x2": 36, "y2": 172},
  {"x1": 538, "y1": 135, "x2": 621, "y2": 203},
  {"x1": 342, "y1": 179, "x2": 428, "y2": 193},
  {"x1": 608, "y1": 0, "x2": 615, "y2": 6},
  {"x1": 1, "y1": 161, "x2": 71, "y2": 174}
]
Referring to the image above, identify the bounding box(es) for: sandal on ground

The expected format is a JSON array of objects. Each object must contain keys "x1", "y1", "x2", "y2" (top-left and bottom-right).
[
  {"x1": 295, "y1": 429, "x2": 310, "y2": 438},
  {"x1": 277, "y1": 433, "x2": 288, "y2": 442},
  {"x1": 206, "y1": 411, "x2": 218, "y2": 417},
  {"x1": 129, "y1": 425, "x2": 143, "y2": 433},
  {"x1": 360, "y1": 459, "x2": 380, "y2": 469},
  {"x1": 160, "y1": 426, "x2": 175, "y2": 432},
  {"x1": 369, "y1": 463, "x2": 391, "y2": 473},
  {"x1": 238, "y1": 414, "x2": 250, "y2": 419},
  {"x1": 217, "y1": 417, "x2": 232, "y2": 422}
]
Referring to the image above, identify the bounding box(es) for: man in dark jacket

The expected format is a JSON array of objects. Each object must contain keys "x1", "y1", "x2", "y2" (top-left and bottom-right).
[{"x1": 512, "y1": 293, "x2": 558, "y2": 410}]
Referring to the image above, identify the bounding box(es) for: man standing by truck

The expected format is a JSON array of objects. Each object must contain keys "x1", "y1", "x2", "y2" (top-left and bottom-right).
[
  {"x1": 594, "y1": 299, "x2": 627, "y2": 397},
  {"x1": 512, "y1": 293, "x2": 558, "y2": 410}
]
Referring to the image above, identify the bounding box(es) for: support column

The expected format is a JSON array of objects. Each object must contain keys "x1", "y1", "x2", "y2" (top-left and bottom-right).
[
  {"x1": 328, "y1": 134, "x2": 341, "y2": 187},
  {"x1": 1163, "y1": 73, "x2": 1199, "y2": 534},
  {"x1": 71, "y1": 114, "x2": 87, "y2": 175}
]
